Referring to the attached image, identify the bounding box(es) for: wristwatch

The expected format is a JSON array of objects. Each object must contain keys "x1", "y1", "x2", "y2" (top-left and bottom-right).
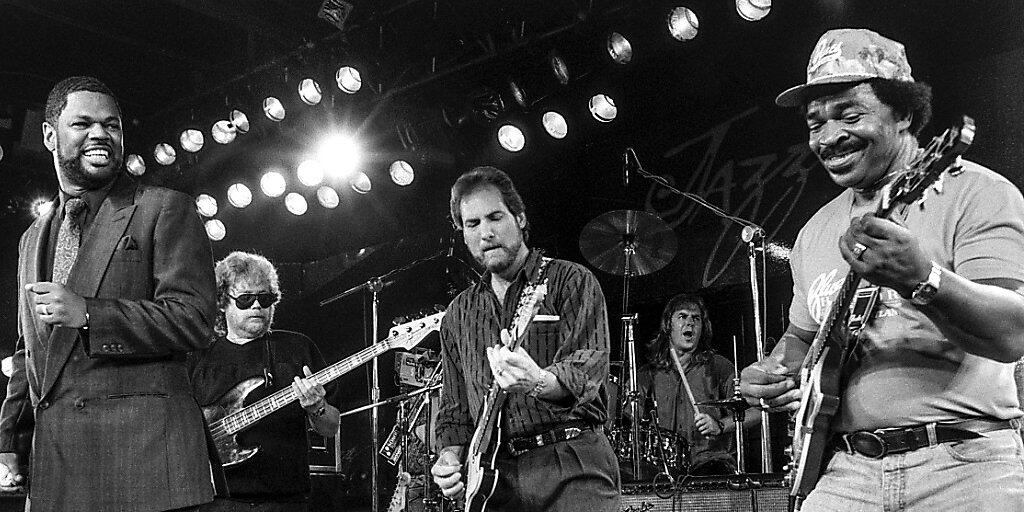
[{"x1": 910, "y1": 262, "x2": 942, "y2": 305}]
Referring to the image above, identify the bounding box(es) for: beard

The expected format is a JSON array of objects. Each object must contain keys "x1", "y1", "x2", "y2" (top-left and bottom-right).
[{"x1": 56, "y1": 142, "x2": 122, "y2": 191}]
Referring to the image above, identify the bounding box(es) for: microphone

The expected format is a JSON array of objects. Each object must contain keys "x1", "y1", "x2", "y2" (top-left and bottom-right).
[{"x1": 622, "y1": 147, "x2": 633, "y2": 187}]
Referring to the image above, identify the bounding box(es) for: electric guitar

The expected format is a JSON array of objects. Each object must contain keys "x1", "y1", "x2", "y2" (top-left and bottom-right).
[
  {"x1": 386, "y1": 471, "x2": 412, "y2": 512},
  {"x1": 463, "y1": 277, "x2": 549, "y2": 512},
  {"x1": 203, "y1": 312, "x2": 445, "y2": 467},
  {"x1": 788, "y1": 116, "x2": 975, "y2": 507}
]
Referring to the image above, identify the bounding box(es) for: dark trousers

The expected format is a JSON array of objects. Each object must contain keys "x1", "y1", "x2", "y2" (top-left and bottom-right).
[{"x1": 489, "y1": 428, "x2": 621, "y2": 512}]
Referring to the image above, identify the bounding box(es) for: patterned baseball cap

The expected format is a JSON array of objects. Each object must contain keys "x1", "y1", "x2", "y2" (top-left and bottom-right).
[{"x1": 775, "y1": 28, "x2": 914, "y2": 107}]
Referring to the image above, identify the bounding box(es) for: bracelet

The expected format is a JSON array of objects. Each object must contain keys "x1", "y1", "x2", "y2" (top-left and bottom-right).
[
  {"x1": 308, "y1": 400, "x2": 327, "y2": 418},
  {"x1": 527, "y1": 379, "x2": 545, "y2": 398},
  {"x1": 715, "y1": 418, "x2": 726, "y2": 435}
]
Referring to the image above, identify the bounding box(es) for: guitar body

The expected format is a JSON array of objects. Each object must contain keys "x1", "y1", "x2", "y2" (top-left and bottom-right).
[
  {"x1": 202, "y1": 376, "x2": 266, "y2": 467},
  {"x1": 790, "y1": 347, "x2": 841, "y2": 498},
  {"x1": 465, "y1": 395, "x2": 509, "y2": 512}
]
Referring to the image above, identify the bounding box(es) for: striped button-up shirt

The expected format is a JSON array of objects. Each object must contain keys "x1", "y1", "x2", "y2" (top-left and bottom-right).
[{"x1": 436, "y1": 250, "x2": 611, "y2": 447}]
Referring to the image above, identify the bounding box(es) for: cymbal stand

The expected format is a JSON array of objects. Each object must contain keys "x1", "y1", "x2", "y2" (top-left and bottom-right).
[
  {"x1": 731, "y1": 335, "x2": 746, "y2": 473},
  {"x1": 629, "y1": 148, "x2": 773, "y2": 473},
  {"x1": 619, "y1": 234, "x2": 644, "y2": 478}
]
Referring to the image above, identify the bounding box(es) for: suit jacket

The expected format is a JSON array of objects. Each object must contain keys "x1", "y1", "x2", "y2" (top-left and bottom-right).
[{"x1": 0, "y1": 174, "x2": 221, "y2": 512}]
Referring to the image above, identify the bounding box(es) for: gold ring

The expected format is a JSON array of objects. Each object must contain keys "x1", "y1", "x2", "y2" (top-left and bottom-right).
[{"x1": 852, "y1": 242, "x2": 868, "y2": 260}]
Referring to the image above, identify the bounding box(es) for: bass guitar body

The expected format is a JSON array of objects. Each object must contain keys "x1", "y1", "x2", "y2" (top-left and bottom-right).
[{"x1": 202, "y1": 376, "x2": 266, "y2": 467}]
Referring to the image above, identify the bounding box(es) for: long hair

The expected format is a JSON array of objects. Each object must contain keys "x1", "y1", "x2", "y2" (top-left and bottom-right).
[
  {"x1": 647, "y1": 293, "x2": 715, "y2": 370},
  {"x1": 213, "y1": 251, "x2": 281, "y2": 336}
]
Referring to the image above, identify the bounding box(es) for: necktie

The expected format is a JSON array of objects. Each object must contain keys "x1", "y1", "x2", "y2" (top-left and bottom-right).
[{"x1": 52, "y1": 197, "x2": 88, "y2": 285}]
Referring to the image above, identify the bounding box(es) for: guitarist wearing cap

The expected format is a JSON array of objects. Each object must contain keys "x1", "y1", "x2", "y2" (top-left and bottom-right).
[
  {"x1": 188, "y1": 251, "x2": 340, "y2": 511},
  {"x1": 430, "y1": 167, "x2": 620, "y2": 512},
  {"x1": 740, "y1": 28, "x2": 1024, "y2": 511}
]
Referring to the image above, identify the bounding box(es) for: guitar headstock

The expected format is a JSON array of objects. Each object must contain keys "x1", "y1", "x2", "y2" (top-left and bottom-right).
[
  {"x1": 880, "y1": 116, "x2": 975, "y2": 215},
  {"x1": 386, "y1": 311, "x2": 445, "y2": 351},
  {"x1": 506, "y1": 279, "x2": 548, "y2": 343}
]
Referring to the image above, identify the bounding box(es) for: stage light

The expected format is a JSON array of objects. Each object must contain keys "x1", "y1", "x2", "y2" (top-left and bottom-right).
[
  {"x1": 205, "y1": 219, "x2": 226, "y2": 241},
  {"x1": 285, "y1": 192, "x2": 308, "y2": 215},
  {"x1": 195, "y1": 194, "x2": 218, "y2": 217},
  {"x1": 227, "y1": 183, "x2": 253, "y2": 208},
  {"x1": 0, "y1": 146, "x2": 3, "y2": 163},
  {"x1": 154, "y1": 143, "x2": 176, "y2": 165},
  {"x1": 298, "y1": 78, "x2": 323, "y2": 105},
  {"x1": 607, "y1": 33, "x2": 633, "y2": 64},
  {"x1": 317, "y1": 186, "x2": 340, "y2": 209},
  {"x1": 589, "y1": 94, "x2": 618, "y2": 122},
  {"x1": 230, "y1": 110, "x2": 250, "y2": 133},
  {"x1": 389, "y1": 160, "x2": 414, "y2": 186},
  {"x1": 508, "y1": 79, "x2": 528, "y2": 109},
  {"x1": 497, "y1": 124, "x2": 525, "y2": 152},
  {"x1": 126, "y1": 154, "x2": 146, "y2": 176},
  {"x1": 318, "y1": 134, "x2": 361, "y2": 179},
  {"x1": 212, "y1": 120, "x2": 237, "y2": 144},
  {"x1": 31, "y1": 199, "x2": 54, "y2": 218},
  {"x1": 260, "y1": 171, "x2": 287, "y2": 198},
  {"x1": 542, "y1": 112, "x2": 568, "y2": 139},
  {"x1": 351, "y1": 172, "x2": 372, "y2": 194},
  {"x1": 549, "y1": 51, "x2": 570, "y2": 85},
  {"x1": 336, "y1": 66, "x2": 362, "y2": 94},
  {"x1": 297, "y1": 159, "x2": 325, "y2": 187},
  {"x1": 736, "y1": 0, "x2": 770, "y2": 21},
  {"x1": 668, "y1": 7, "x2": 699, "y2": 41},
  {"x1": 180, "y1": 129, "x2": 204, "y2": 153},
  {"x1": 263, "y1": 97, "x2": 286, "y2": 121}
]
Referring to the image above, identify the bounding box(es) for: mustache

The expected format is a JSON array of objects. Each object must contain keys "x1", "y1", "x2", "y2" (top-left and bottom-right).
[{"x1": 818, "y1": 142, "x2": 863, "y2": 160}]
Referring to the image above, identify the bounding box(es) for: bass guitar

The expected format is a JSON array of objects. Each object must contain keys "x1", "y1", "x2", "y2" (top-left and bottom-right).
[
  {"x1": 463, "y1": 275, "x2": 549, "y2": 512},
  {"x1": 788, "y1": 116, "x2": 975, "y2": 507},
  {"x1": 203, "y1": 312, "x2": 445, "y2": 467}
]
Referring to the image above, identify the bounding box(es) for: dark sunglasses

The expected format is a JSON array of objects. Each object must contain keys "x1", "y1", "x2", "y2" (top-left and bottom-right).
[{"x1": 228, "y1": 292, "x2": 278, "y2": 309}]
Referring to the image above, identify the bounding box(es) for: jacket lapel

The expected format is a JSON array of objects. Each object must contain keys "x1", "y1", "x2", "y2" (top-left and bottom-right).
[{"x1": 39, "y1": 177, "x2": 138, "y2": 400}]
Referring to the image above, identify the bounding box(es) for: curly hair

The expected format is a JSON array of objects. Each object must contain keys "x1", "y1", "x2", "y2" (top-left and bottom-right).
[
  {"x1": 45, "y1": 76, "x2": 121, "y2": 126},
  {"x1": 449, "y1": 166, "x2": 530, "y2": 242},
  {"x1": 213, "y1": 251, "x2": 281, "y2": 336},
  {"x1": 647, "y1": 293, "x2": 715, "y2": 370}
]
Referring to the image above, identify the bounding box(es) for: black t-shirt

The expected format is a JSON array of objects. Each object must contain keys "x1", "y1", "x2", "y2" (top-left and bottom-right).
[{"x1": 188, "y1": 330, "x2": 331, "y2": 501}]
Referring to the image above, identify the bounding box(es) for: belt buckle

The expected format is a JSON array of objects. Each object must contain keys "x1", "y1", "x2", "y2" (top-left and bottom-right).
[
  {"x1": 564, "y1": 427, "x2": 582, "y2": 440},
  {"x1": 849, "y1": 430, "x2": 888, "y2": 459}
]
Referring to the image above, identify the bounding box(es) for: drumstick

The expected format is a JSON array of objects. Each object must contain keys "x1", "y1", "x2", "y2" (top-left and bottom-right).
[{"x1": 669, "y1": 347, "x2": 699, "y2": 410}]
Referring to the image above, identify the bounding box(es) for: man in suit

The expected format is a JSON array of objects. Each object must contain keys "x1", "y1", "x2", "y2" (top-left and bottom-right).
[{"x1": 0, "y1": 76, "x2": 221, "y2": 511}]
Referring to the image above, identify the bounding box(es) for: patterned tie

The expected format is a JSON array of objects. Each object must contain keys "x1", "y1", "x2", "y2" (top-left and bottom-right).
[{"x1": 52, "y1": 197, "x2": 88, "y2": 285}]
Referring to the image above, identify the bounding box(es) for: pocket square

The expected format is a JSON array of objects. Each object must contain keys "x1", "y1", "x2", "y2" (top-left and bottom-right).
[
  {"x1": 117, "y1": 235, "x2": 139, "y2": 250},
  {"x1": 534, "y1": 314, "x2": 560, "y2": 322}
]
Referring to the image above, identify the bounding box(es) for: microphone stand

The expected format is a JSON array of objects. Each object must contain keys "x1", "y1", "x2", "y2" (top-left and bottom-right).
[{"x1": 629, "y1": 148, "x2": 773, "y2": 473}]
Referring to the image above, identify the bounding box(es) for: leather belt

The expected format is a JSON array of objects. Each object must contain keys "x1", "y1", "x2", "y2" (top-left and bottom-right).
[
  {"x1": 835, "y1": 418, "x2": 1013, "y2": 459},
  {"x1": 507, "y1": 422, "x2": 595, "y2": 457}
]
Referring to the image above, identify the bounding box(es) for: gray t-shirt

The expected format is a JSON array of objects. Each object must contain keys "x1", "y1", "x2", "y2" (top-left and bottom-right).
[{"x1": 789, "y1": 159, "x2": 1024, "y2": 432}]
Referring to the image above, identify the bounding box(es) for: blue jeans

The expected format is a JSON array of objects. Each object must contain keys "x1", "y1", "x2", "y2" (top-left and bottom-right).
[{"x1": 801, "y1": 429, "x2": 1024, "y2": 511}]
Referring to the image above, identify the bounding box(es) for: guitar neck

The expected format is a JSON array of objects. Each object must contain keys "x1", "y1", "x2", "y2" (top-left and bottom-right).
[{"x1": 216, "y1": 341, "x2": 393, "y2": 434}]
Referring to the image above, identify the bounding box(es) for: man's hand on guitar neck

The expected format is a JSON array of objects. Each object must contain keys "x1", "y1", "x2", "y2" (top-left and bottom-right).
[{"x1": 431, "y1": 445, "x2": 466, "y2": 498}]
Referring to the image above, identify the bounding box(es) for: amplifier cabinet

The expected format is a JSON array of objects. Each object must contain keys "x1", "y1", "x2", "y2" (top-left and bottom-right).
[{"x1": 621, "y1": 474, "x2": 790, "y2": 512}]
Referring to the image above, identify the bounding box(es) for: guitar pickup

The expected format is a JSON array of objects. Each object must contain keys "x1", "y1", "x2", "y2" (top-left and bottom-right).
[{"x1": 847, "y1": 286, "x2": 880, "y2": 335}]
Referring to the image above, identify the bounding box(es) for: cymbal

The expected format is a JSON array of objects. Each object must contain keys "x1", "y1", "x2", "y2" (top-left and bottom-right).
[
  {"x1": 579, "y1": 210, "x2": 677, "y2": 276},
  {"x1": 696, "y1": 398, "x2": 749, "y2": 409}
]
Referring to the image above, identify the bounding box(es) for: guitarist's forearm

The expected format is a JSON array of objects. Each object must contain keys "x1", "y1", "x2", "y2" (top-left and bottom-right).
[
  {"x1": 532, "y1": 369, "x2": 570, "y2": 402},
  {"x1": 918, "y1": 274, "x2": 1024, "y2": 363}
]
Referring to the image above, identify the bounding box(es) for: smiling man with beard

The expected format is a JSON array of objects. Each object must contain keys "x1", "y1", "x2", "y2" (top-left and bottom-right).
[
  {"x1": 431, "y1": 166, "x2": 619, "y2": 512},
  {"x1": 188, "y1": 252, "x2": 340, "y2": 512},
  {"x1": 637, "y1": 293, "x2": 759, "y2": 477},
  {"x1": 0, "y1": 76, "x2": 223, "y2": 511},
  {"x1": 740, "y1": 29, "x2": 1024, "y2": 511}
]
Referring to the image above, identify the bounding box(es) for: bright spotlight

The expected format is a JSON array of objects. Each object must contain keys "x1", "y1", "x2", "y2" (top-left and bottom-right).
[
  {"x1": 285, "y1": 192, "x2": 308, "y2": 215},
  {"x1": 351, "y1": 172, "x2": 372, "y2": 194},
  {"x1": 195, "y1": 194, "x2": 218, "y2": 217},
  {"x1": 227, "y1": 183, "x2": 253, "y2": 208},
  {"x1": 298, "y1": 78, "x2": 323, "y2": 105},
  {"x1": 263, "y1": 97, "x2": 286, "y2": 121},
  {"x1": 317, "y1": 186, "x2": 340, "y2": 209},
  {"x1": 607, "y1": 33, "x2": 633, "y2": 64},
  {"x1": 736, "y1": 0, "x2": 771, "y2": 21},
  {"x1": 336, "y1": 66, "x2": 362, "y2": 94},
  {"x1": 31, "y1": 199, "x2": 54, "y2": 218},
  {"x1": 297, "y1": 159, "x2": 325, "y2": 187},
  {"x1": 589, "y1": 94, "x2": 618, "y2": 122},
  {"x1": 154, "y1": 143, "x2": 176, "y2": 165},
  {"x1": 180, "y1": 129, "x2": 204, "y2": 153},
  {"x1": 0, "y1": 145, "x2": 3, "y2": 164},
  {"x1": 542, "y1": 112, "x2": 568, "y2": 139},
  {"x1": 212, "y1": 120, "x2": 237, "y2": 144},
  {"x1": 549, "y1": 51, "x2": 570, "y2": 85},
  {"x1": 668, "y1": 7, "x2": 699, "y2": 41},
  {"x1": 230, "y1": 110, "x2": 250, "y2": 133},
  {"x1": 126, "y1": 154, "x2": 146, "y2": 176},
  {"x1": 260, "y1": 171, "x2": 287, "y2": 198},
  {"x1": 205, "y1": 219, "x2": 226, "y2": 241},
  {"x1": 318, "y1": 134, "x2": 361, "y2": 179},
  {"x1": 497, "y1": 124, "x2": 525, "y2": 152},
  {"x1": 389, "y1": 160, "x2": 414, "y2": 186}
]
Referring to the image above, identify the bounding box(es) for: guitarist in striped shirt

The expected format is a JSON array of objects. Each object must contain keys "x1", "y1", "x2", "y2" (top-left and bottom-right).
[
  {"x1": 740, "y1": 29, "x2": 1024, "y2": 511},
  {"x1": 430, "y1": 167, "x2": 620, "y2": 512}
]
